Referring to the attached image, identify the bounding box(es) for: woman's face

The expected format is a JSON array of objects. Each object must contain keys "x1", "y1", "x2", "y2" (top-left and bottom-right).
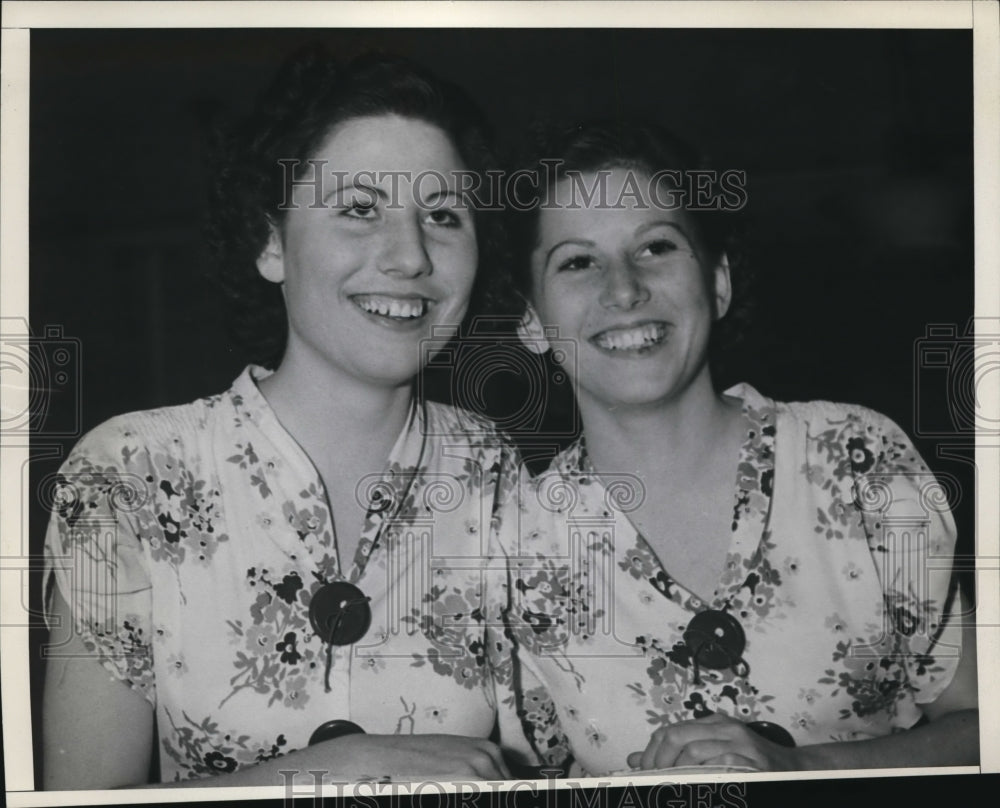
[
  {"x1": 258, "y1": 114, "x2": 478, "y2": 388},
  {"x1": 527, "y1": 167, "x2": 730, "y2": 412}
]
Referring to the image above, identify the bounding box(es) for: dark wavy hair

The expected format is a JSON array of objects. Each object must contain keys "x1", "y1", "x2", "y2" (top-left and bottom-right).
[
  {"x1": 506, "y1": 119, "x2": 753, "y2": 386},
  {"x1": 206, "y1": 46, "x2": 507, "y2": 369}
]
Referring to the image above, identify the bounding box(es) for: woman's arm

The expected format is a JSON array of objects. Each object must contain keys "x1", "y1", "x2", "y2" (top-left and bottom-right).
[
  {"x1": 794, "y1": 612, "x2": 978, "y2": 771},
  {"x1": 42, "y1": 586, "x2": 155, "y2": 789},
  {"x1": 627, "y1": 609, "x2": 979, "y2": 772},
  {"x1": 151, "y1": 734, "x2": 510, "y2": 789},
  {"x1": 43, "y1": 587, "x2": 510, "y2": 789}
]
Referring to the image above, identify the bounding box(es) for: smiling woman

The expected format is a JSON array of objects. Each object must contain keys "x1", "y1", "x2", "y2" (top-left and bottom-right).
[
  {"x1": 525, "y1": 164, "x2": 729, "y2": 415},
  {"x1": 40, "y1": 47, "x2": 514, "y2": 788},
  {"x1": 489, "y1": 120, "x2": 978, "y2": 777},
  {"x1": 255, "y1": 115, "x2": 478, "y2": 406}
]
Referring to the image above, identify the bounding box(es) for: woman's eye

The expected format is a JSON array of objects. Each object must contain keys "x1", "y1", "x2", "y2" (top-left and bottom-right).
[
  {"x1": 639, "y1": 239, "x2": 679, "y2": 258},
  {"x1": 425, "y1": 209, "x2": 461, "y2": 228},
  {"x1": 557, "y1": 255, "x2": 596, "y2": 272},
  {"x1": 343, "y1": 199, "x2": 378, "y2": 219}
]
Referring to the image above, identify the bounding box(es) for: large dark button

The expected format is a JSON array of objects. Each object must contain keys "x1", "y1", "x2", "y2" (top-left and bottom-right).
[
  {"x1": 683, "y1": 609, "x2": 747, "y2": 671},
  {"x1": 308, "y1": 719, "x2": 366, "y2": 746},
  {"x1": 747, "y1": 721, "x2": 796, "y2": 748},
  {"x1": 309, "y1": 581, "x2": 372, "y2": 645}
]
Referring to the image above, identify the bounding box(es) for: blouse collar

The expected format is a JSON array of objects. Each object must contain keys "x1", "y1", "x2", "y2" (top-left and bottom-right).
[
  {"x1": 227, "y1": 365, "x2": 427, "y2": 582},
  {"x1": 549, "y1": 384, "x2": 777, "y2": 605}
]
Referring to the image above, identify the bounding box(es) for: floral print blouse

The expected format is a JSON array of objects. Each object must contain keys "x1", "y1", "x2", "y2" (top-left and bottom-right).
[
  {"x1": 44, "y1": 366, "x2": 517, "y2": 782},
  {"x1": 489, "y1": 384, "x2": 963, "y2": 776}
]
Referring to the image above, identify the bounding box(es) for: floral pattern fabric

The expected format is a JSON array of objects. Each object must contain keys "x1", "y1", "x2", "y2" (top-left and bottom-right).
[
  {"x1": 44, "y1": 366, "x2": 517, "y2": 782},
  {"x1": 489, "y1": 384, "x2": 963, "y2": 776}
]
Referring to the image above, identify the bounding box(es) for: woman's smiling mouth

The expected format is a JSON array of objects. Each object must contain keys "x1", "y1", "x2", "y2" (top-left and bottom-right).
[
  {"x1": 590, "y1": 322, "x2": 669, "y2": 353},
  {"x1": 350, "y1": 293, "x2": 431, "y2": 323}
]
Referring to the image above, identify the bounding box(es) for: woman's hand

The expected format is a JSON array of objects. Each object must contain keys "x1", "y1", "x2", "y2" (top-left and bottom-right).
[
  {"x1": 626, "y1": 714, "x2": 798, "y2": 772},
  {"x1": 299, "y1": 733, "x2": 511, "y2": 782}
]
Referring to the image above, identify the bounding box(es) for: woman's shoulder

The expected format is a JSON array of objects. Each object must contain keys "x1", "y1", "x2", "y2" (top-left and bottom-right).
[
  {"x1": 63, "y1": 378, "x2": 244, "y2": 472},
  {"x1": 777, "y1": 397, "x2": 907, "y2": 435},
  {"x1": 774, "y1": 397, "x2": 928, "y2": 478},
  {"x1": 730, "y1": 383, "x2": 905, "y2": 437},
  {"x1": 730, "y1": 384, "x2": 926, "y2": 475}
]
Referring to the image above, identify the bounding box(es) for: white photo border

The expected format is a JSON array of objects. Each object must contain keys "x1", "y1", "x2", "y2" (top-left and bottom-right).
[{"x1": 2, "y1": 1, "x2": 997, "y2": 805}]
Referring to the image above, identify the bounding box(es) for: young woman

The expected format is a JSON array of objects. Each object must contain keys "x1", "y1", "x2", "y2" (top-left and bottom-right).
[
  {"x1": 490, "y1": 120, "x2": 978, "y2": 775},
  {"x1": 42, "y1": 49, "x2": 515, "y2": 787}
]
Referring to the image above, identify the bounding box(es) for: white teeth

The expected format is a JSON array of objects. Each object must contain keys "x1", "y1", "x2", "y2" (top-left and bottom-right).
[
  {"x1": 593, "y1": 323, "x2": 666, "y2": 351},
  {"x1": 355, "y1": 295, "x2": 426, "y2": 319}
]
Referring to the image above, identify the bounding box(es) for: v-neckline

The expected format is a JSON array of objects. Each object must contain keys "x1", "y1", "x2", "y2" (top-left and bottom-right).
[
  {"x1": 566, "y1": 385, "x2": 777, "y2": 611},
  {"x1": 234, "y1": 366, "x2": 429, "y2": 585}
]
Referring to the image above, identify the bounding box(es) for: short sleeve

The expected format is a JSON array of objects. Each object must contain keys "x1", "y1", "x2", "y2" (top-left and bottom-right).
[
  {"x1": 43, "y1": 418, "x2": 156, "y2": 705},
  {"x1": 486, "y1": 465, "x2": 573, "y2": 773},
  {"x1": 849, "y1": 409, "x2": 963, "y2": 706}
]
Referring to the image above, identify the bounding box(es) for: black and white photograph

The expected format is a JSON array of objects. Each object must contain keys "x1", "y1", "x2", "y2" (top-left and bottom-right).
[{"x1": 1, "y1": 2, "x2": 997, "y2": 807}]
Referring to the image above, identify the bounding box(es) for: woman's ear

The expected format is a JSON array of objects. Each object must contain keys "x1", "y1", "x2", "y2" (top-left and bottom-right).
[
  {"x1": 712, "y1": 253, "x2": 733, "y2": 321},
  {"x1": 516, "y1": 304, "x2": 551, "y2": 355},
  {"x1": 257, "y1": 224, "x2": 285, "y2": 284}
]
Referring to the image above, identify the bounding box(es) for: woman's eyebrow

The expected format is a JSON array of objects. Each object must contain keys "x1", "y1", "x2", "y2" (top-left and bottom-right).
[
  {"x1": 634, "y1": 220, "x2": 691, "y2": 241},
  {"x1": 544, "y1": 238, "x2": 594, "y2": 266},
  {"x1": 323, "y1": 179, "x2": 385, "y2": 205},
  {"x1": 421, "y1": 188, "x2": 467, "y2": 208}
]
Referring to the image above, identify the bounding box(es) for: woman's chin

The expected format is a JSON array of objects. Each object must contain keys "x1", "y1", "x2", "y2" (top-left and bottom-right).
[
  {"x1": 581, "y1": 382, "x2": 681, "y2": 412},
  {"x1": 345, "y1": 357, "x2": 427, "y2": 390}
]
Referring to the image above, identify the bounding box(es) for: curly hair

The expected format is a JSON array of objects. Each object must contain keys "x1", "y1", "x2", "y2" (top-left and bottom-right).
[
  {"x1": 504, "y1": 119, "x2": 754, "y2": 386},
  {"x1": 205, "y1": 46, "x2": 508, "y2": 369}
]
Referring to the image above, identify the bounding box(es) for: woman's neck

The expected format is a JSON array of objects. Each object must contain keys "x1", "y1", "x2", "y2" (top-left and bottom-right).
[
  {"x1": 257, "y1": 348, "x2": 414, "y2": 467},
  {"x1": 579, "y1": 374, "x2": 742, "y2": 478}
]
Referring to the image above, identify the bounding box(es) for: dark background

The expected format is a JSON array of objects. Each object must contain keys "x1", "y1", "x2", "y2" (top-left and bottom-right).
[{"x1": 25, "y1": 27, "x2": 976, "y2": 790}]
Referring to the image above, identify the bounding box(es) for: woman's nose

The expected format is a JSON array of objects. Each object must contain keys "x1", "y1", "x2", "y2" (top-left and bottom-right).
[
  {"x1": 599, "y1": 261, "x2": 649, "y2": 310},
  {"x1": 378, "y1": 219, "x2": 432, "y2": 278}
]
